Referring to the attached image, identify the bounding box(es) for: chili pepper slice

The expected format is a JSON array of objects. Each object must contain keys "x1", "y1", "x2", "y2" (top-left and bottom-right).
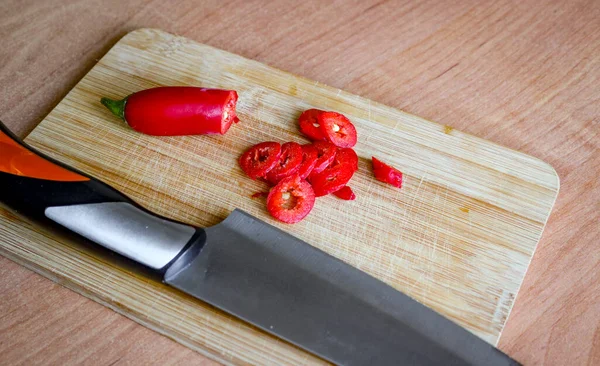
[
  {"x1": 311, "y1": 141, "x2": 337, "y2": 174},
  {"x1": 239, "y1": 142, "x2": 281, "y2": 179},
  {"x1": 318, "y1": 111, "x2": 357, "y2": 148},
  {"x1": 299, "y1": 109, "x2": 327, "y2": 141},
  {"x1": 101, "y1": 87, "x2": 239, "y2": 136},
  {"x1": 265, "y1": 142, "x2": 303, "y2": 184},
  {"x1": 308, "y1": 164, "x2": 354, "y2": 197},
  {"x1": 251, "y1": 192, "x2": 269, "y2": 199},
  {"x1": 372, "y1": 156, "x2": 403, "y2": 188},
  {"x1": 267, "y1": 174, "x2": 316, "y2": 223},
  {"x1": 297, "y1": 144, "x2": 319, "y2": 179},
  {"x1": 333, "y1": 186, "x2": 356, "y2": 200},
  {"x1": 332, "y1": 148, "x2": 359, "y2": 172}
]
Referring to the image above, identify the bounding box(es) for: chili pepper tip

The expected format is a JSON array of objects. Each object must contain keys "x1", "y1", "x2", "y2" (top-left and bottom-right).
[{"x1": 100, "y1": 97, "x2": 127, "y2": 120}]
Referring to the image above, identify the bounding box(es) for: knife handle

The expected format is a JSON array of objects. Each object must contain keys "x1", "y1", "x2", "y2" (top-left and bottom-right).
[{"x1": 0, "y1": 121, "x2": 198, "y2": 270}]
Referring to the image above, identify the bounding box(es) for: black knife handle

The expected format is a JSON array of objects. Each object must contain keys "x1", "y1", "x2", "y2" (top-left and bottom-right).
[{"x1": 0, "y1": 121, "x2": 199, "y2": 271}]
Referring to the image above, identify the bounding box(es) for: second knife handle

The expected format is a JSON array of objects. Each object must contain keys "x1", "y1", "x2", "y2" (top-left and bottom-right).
[{"x1": 0, "y1": 121, "x2": 197, "y2": 270}]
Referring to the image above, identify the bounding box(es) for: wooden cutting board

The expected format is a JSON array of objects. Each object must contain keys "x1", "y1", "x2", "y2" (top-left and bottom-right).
[{"x1": 0, "y1": 28, "x2": 559, "y2": 365}]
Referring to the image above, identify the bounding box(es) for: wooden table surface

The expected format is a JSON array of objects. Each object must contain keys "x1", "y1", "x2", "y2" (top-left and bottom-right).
[{"x1": 0, "y1": 0, "x2": 598, "y2": 365}]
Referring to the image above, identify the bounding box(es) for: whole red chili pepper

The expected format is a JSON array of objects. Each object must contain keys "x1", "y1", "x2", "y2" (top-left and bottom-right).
[{"x1": 101, "y1": 87, "x2": 239, "y2": 136}]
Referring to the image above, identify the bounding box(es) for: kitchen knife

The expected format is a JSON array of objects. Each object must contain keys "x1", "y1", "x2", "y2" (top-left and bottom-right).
[{"x1": 0, "y1": 120, "x2": 519, "y2": 366}]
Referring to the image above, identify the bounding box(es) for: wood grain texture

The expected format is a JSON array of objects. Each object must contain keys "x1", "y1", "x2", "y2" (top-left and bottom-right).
[
  {"x1": 1, "y1": 26, "x2": 559, "y2": 364},
  {"x1": 0, "y1": 1, "x2": 597, "y2": 365},
  {"x1": 0, "y1": 256, "x2": 217, "y2": 366}
]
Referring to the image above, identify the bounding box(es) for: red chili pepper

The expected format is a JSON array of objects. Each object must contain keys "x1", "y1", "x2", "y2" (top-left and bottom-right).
[
  {"x1": 299, "y1": 109, "x2": 327, "y2": 141},
  {"x1": 318, "y1": 111, "x2": 357, "y2": 148},
  {"x1": 372, "y1": 157, "x2": 403, "y2": 188},
  {"x1": 332, "y1": 148, "x2": 359, "y2": 172},
  {"x1": 265, "y1": 142, "x2": 303, "y2": 184},
  {"x1": 239, "y1": 142, "x2": 281, "y2": 179},
  {"x1": 297, "y1": 144, "x2": 319, "y2": 179},
  {"x1": 267, "y1": 174, "x2": 315, "y2": 223},
  {"x1": 333, "y1": 186, "x2": 356, "y2": 200},
  {"x1": 101, "y1": 87, "x2": 239, "y2": 136},
  {"x1": 251, "y1": 192, "x2": 269, "y2": 199},
  {"x1": 311, "y1": 141, "x2": 337, "y2": 174},
  {"x1": 308, "y1": 164, "x2": 354, "y2": 197}
]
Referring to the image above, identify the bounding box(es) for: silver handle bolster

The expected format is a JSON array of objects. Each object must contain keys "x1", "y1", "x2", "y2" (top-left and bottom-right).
[{"x1": 45, "y1": 202, "x2": 196, "y2": 270}]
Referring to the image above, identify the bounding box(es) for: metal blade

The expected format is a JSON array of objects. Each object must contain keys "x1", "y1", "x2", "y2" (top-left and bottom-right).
[{"x1": 164, "y1": 210, "x2": 518, "y2": 366}]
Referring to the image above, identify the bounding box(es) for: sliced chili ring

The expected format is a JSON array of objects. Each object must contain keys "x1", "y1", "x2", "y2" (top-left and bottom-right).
[
  {"x1": 299, "y1": 109, "x2": 327, "y2": 141},
  {"x1": 333, "y1": 186, "x2": 356, "y2": 200},
  {"x1": 239, "y1": 142, "x2": 281, "y2": 179},
  {"x1": 265, "y1": 142, "x2": 303, "y2": 184},
  {"x1": 332, "y1": 148, "x2": 359, "y2": 172},
  {"x1": 297, "y1": 144, "x2": 319, "y2": 179},
  {"x1": 311, "y1": 141, "x2": 337, "y2": 174},
  {"x1": 318, "y1": 111, "x2": 357, "y2": 148},
  {"x1": 308, "y1": 164, "x2": 354, "y2": 197},
  {"x1": 267, "y1": 174, "x2": 316, "y2": 223},
  {"x1": 372, "y1": 156, "x2": 403, "y2": 188}
]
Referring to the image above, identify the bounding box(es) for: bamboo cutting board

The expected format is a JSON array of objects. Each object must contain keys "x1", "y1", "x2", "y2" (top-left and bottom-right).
[{"x1": 0, "y1": 28, "x2": 559, "y2": 365}]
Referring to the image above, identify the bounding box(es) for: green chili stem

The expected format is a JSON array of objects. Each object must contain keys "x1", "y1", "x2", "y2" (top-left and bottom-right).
[{"x1": 100, "y1": 97, "x2": 127, "y2": 120}]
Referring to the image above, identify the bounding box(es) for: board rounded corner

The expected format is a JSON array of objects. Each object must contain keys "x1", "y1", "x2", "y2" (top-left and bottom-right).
[{"x1": 539, "y1": 158, "x2": 561, "y2": 194}]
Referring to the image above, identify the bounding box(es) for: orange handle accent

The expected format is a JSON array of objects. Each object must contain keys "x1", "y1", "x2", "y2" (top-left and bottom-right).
[{"x1": 0, "y1": 130, "x2": 89, "y2": 182}]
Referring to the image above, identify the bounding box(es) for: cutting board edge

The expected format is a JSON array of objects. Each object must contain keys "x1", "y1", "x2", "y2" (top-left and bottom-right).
[{"x1": 496, "y1": 176, "x2": 560, "y2": 344}]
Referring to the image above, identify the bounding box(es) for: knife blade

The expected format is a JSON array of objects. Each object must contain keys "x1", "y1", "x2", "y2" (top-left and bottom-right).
[{"x1": 0, "y1": 120, "x2": 519, "y2": 365}]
